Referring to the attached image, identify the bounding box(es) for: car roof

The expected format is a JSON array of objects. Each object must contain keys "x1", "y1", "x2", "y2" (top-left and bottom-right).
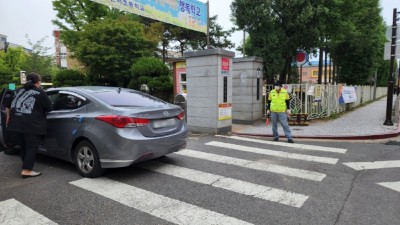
[{"x1": 47, "y1": 86, "x2": 135, "y2": 94}]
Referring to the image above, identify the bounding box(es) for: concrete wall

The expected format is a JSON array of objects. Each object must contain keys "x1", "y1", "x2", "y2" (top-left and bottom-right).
[
  {"x1": 184, "y1": 49, "x2": 235, "y2": 134},
  {"x1": 232, "y1": 57, "x2": 264, "y2": 124}
]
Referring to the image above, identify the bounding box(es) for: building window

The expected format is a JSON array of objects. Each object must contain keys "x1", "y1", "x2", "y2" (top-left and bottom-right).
[
  {"x1": 180, "y1": 73, "x2": 187, "y2": 93},
  {"x1": 311, "y1": 70, "x2": 332, "y2": 78}
]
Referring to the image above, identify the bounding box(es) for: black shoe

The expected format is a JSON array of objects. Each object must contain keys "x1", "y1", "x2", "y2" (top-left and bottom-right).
[
  {"x1": 288, "y1": 139, "x2": 294, "y2": 143},
  {"x1": 273, "y1": 138, "x2": 279, "y2": 142}
]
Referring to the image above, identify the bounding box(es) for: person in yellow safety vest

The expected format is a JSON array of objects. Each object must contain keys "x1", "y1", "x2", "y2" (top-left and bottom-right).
[{"x1": 266, "y1": 80, "x2": 294, "y2": 143}]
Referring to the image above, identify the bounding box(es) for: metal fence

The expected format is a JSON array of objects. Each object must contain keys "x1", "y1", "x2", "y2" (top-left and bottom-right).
[{"x1": 264, "y1": 84, "x2": 388, "y2": 120}]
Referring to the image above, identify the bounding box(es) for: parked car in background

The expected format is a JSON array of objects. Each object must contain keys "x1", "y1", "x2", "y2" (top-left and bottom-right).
[{"x1": 0, "y1": 86, "x2": 187, "y2": 177}]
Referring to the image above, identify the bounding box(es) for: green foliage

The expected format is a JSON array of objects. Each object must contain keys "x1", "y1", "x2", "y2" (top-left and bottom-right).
[
  {"x1": 21, "y1": 36, "x2": 58, "y2": 82},
  {"x1": 131, "y1": 57, "x2": 170, "y2": 78},
  {"x1": 52, "y1": 0, "x2": 112, "y2": 31},
  {"x1": 231, "y1": 0, "x2": 386, "y2": 85},
  {"x1": 53, "y1": 69, "x2": 87, "y2": 87},
  {"x1": 165, "y1": 15, "x2": 234, "y2": 55},
  {"x1": 2, "y1": 47, "x2": 27, "y2": 75},
  {"x1": 330, "y1": 0, "x2": 386, "y2": 85},
  {"x1": 232, "y1": 0, "x2": 325, "y2": 83},
  {"x1": 70, "y1": 17, "x2": 159, "y2": 87},
  {"x1": 129, "y1": 57, "x2": 172, "y2": 101},
  {"x1": 0, "y1": 59, "x2": 13, "y2": 87}
]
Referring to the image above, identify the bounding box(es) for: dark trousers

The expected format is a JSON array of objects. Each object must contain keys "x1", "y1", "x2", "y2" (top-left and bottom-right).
[{"x1": 15, "y1": 132, "x2": 42, "y2": 170}]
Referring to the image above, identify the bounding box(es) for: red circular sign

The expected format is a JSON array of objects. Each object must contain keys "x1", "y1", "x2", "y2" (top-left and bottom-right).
[{"x1": 296, "y1": 51, "x2": 307, "y2": 64}]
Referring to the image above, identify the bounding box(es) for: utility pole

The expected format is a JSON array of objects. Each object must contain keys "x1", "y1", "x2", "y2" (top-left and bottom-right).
[
  {"x1": 206, "y1": 1, "x2": 210, "y2": 49},
  {"x1": 384, "y1": 8, "x2": 399, "y2": 126}
]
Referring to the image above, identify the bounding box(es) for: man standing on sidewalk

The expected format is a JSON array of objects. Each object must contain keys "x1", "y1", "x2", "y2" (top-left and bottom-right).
[{"x1": 266, "y1": 81, "x2": 294, "y2": 143}]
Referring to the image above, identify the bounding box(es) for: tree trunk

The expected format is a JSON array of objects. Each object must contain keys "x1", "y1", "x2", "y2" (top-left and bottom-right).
[
  {"x1": 324, "y1": 48, "x2": 328, "y2": 85},
  {"x1": 318, "y1": 47, "x2": 323, "y2": 84},
  {"x1": 280, "y1": 57, "x2": 292, "y2": 83}
]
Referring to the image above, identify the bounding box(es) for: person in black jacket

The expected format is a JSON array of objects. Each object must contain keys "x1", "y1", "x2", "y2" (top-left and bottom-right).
[{"x1": 6, "y1": 72, "x2": 52, "y2": 178}]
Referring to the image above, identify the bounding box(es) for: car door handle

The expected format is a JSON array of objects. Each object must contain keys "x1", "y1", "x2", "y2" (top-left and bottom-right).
[{"x1": 74, "y1": 115, "x2": 83, "y2": 121}]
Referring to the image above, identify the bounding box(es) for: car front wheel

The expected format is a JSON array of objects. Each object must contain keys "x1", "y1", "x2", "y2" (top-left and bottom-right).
[{"x1": 74, "y1": 140, "x2": 105, "y2": 178}]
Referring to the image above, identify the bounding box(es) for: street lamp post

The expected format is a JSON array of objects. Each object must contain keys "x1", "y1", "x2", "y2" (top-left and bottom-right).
[{"x1": 384, "y1": 8, "x2": 400, "y2": 126}]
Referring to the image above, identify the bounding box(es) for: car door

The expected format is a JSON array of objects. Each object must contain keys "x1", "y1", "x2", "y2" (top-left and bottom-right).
[
  {"x1": 43, "y1": 90, "x2": 88, "y2": 158},
  {"x1": 0, "y1": 88, "x2": 8, "y2": 149},
  {"x1": 0, "y1": 89, "x2": 13, "y2": 149}
]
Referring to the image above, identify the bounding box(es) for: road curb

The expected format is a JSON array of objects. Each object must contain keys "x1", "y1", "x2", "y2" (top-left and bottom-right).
[{"x1": 232, "y1": 124, "x2": 400, "y2": 140}]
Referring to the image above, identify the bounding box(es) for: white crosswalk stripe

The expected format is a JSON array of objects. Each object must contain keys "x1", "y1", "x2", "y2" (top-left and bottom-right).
[
  {"x1": 176, "y1": 149, "x2": 326, "y2": 181},
  {"x1": 205, "y1": 141, "x2": 339, "y2": 165},
  {"x1": 216, "y1": 135, "x2": 348, "y2": 153},
  {"x1": 137, "y1": 161, "x2": 309, "y2": 208},
  {"x1": 343, "y1": 160, "x2": 400, "y2": 170},
  {"x1": 377, "y1": 181, "x2": 400, "y2": 193},
  {"x1": 0, "y1": 199, "x2": 58, "y2": 225},
  {"x1": 70, "y1": 178, "x2": 253, "y2": 225}
]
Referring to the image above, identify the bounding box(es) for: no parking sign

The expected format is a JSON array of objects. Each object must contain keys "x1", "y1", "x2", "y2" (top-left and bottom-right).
[{"x1": 296, "y1": 51, "x2": 308, "y2": 66}]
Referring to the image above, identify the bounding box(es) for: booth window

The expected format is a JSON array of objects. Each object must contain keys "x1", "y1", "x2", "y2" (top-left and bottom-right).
[{"x1": 180, "y1": 73, "x2": 187, "y2": 93}]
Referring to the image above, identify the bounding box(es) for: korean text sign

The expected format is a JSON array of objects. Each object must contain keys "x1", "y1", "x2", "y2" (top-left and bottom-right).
[
  {"x1": 221, "y1": 58, "x2": 230, "y2": 75},
  {"x1": 89, "y1": 0, "x2": 208, "y2": 33},
  {"x1": 339, "y1": 86, "x2": 357, "y2": 104}
]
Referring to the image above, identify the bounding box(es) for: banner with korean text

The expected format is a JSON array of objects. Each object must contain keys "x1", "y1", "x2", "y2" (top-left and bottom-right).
[
  {"x1": 338, "y1": 86, "x2": 357, "y2": 104},
  {"x1": 89, "y1": 0, "x2": 208, "y2": 33}
]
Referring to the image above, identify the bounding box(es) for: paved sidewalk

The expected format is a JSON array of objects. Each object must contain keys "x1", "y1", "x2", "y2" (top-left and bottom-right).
[{"x1": 232, "y1": 96, "x2": 400, "y2": 140}]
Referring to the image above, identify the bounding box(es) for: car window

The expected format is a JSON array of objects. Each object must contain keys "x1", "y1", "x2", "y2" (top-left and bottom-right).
[
  {"x1": 46, "y1": 91, "x2": 59, "y2": 105},
  {"x1": 91, "y1": 90, "x2": 165, "y2": 107},
  {"x1": 1, "y1": 90, "x2": 13, "y2": 111},
  {"x1": 52, "y1": 93, "x2": 87, "y2": 110}
]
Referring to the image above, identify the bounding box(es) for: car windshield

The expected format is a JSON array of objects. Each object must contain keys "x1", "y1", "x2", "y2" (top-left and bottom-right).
[{"x1": 91, "y1": 90, "x2": 166, "y2": 107}]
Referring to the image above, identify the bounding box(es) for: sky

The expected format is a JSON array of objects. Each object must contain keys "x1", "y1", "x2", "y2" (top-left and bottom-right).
[{"x1": 0, "y1": 0, "x2": 398, "y2": 57}]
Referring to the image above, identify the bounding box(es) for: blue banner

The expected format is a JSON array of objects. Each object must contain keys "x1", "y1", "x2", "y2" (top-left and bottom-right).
[{"x1": 90, "y1": 0, "x2": 208, "y2": 33}]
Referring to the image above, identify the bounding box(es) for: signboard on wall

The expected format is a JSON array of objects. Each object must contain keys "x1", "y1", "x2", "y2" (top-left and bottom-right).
[
  {"x1": 221, "y1": 58, "x2": 230, "y2": 76},
  {"x1": 218, "y1": 103, "x2": 232, "y2": 120},
  {"x1": 20, "y1": 71, "x2": 26, "y2": 84},
  {"x1": 89, "y1": 0, "x2": 208, "y2": 33},
  {"x1": 339, "y1": 86, "x2": 357, "y2": 104}
]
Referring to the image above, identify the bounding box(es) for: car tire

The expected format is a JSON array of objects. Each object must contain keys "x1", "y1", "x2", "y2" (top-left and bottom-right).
[
  {"x1": 74, "y1": 140, "x2": 105, "y2": 178},
  {"x1": 3, "y1": 145, "x2": 20, "y2": 155}
]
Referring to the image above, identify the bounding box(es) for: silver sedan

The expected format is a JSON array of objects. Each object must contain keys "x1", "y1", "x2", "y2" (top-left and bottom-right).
[{"x1": 0, "y1": 86, "x2": 187, "y2": 177}]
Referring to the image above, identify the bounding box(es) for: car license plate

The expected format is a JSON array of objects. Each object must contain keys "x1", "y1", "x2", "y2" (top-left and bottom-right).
[{"x1": 153, "y1": 118, "x2": 176, "y2": 129}]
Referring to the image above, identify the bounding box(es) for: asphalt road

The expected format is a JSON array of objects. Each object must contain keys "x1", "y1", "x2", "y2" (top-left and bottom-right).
[{"x1": 1, "y1": 135, "x2": 400, "y2": 225}]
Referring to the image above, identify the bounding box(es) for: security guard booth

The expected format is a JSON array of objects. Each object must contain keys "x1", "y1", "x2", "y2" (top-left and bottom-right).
[{"x1": 232, "y1": 57, "x2": 264, "y2": 124}]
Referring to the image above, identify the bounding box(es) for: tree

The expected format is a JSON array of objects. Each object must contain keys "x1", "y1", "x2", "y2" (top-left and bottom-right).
[
  {"x1": 21, "y1": 36, "x2": 58, "y2": 83},
  {"x1": 0, "y1": 56, "x2": 13, "y2": 87},
  {"x1": 232, "y1": 0, "x2": 325, "y2": 83},
  {"x1": 53, "y1": 69, "x2": 88, "y2": 87},
  {"x1": 187, "y1": 15, "x2": 235, "y2": 51},
  {"x1": 129, "y1": 57, "x2": 172, "y2": 101},
  {"x1": 162, "y1": 15, "x2": 235, "y2": 56},
  {"x1": 0, "y1": 47, "x2": 27, "y2": 85},
  {"x1": 71, "y1": 17, "x2": 159, "y2": 87},
  {"x1": 232, "y1": 0, "x2": 387, "y2": 85},
  {"x1": 330, "y1": 0, "x2": 386, "y2": 85},
  {"x1": 52, "y1": 0, "x2": 112, "y2": 31}
]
